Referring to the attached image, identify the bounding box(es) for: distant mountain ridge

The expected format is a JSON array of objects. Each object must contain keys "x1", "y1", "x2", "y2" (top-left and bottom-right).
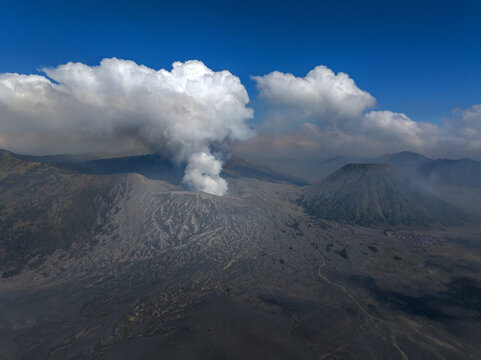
[
  {"x1": 0, "y1": 149, "x2": 307, "y2": 186},
  {"x1": 299, "y1": 163, "x2": 465, "y2": 227},
  {"x1": 317, "y1": 151, "x2": 481, "y2": 187}
]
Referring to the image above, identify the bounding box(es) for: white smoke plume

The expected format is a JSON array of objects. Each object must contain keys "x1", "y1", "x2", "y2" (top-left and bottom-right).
[{"x1": 0, "y1": 58, "x2": 254, "y2": 195}]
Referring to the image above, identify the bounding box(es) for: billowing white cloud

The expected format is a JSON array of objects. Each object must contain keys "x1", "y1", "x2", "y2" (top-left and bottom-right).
[
  {"x1": 242, "y1": 65, "x2": 481, "y2": 161},
  {"x1": 453, "y1": 104, "x2": 481, "y2": 134},
  {"x1": 252, "y1": 65, "x2": 375, "y2": 121},
  {"x1": 0, "y1": 58, "x2": 255, "y2": 195},
  {"x1": 361, "y1": 110, "x2": 438, "y2": 148}
]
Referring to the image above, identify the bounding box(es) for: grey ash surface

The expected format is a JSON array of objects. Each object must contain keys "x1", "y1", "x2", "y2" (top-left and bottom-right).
[{"x1": 1, "y1": 152, "x2": 481, "y2": 359}]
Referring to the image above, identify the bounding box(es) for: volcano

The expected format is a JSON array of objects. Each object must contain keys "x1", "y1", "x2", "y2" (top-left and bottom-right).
[
  {"x1": 1, "y1": 153, "x2": 480, "y2": 360},
  {"x1": 298, "y1": 163, "x2": 464, "y2": 227}
]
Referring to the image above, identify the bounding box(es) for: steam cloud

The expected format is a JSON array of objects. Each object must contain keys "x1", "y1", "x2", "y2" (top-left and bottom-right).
[
  {"x1": 0, "y1": 58, "x2": 254, "y2": 195},
  {"x1": 2, "y1": 60, "x2": 480, "y2": 192}
]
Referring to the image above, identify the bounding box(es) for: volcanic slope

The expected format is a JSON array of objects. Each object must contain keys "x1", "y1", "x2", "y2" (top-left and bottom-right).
[
  {"x1": 299, "y1": 163, "x2": 464, "y2": 227},
  {"x1": 0, "y1": 152, "x2": 139, "y2": 277},
  {"x1": 1, "y1": 158, "x2": 481, "y2": 359}
]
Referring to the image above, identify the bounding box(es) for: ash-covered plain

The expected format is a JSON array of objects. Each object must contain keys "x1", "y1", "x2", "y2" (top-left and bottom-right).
[{"x1": 1, "y1": 150, "x2": 481, "y2": 360}]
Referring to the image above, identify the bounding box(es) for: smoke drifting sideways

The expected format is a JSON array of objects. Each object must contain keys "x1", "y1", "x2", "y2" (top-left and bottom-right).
[{"x1": 0, "y1": 58, "x2": 254, "y2": 195}]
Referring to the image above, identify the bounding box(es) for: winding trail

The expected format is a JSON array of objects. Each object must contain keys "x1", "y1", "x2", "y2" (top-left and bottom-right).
[
  {"x1": 317, "y1": 254, "x2": 408, "y2": 359},
  {"x1": 391, "y1": 330, "x2": 409, "y2": 360}
]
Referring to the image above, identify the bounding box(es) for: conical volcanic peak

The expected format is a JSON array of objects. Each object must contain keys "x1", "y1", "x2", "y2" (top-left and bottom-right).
[
  {"x1": 331, "y1": 163, "x2": 393, "y2": 176},
  {"x1": 299, "y1": 163, "x2": 464, "y2": 227}
]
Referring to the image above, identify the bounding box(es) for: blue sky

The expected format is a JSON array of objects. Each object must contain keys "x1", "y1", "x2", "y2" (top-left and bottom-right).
[{"x1": 0, "y1": 0, "x2": 480, "y2": 125}]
